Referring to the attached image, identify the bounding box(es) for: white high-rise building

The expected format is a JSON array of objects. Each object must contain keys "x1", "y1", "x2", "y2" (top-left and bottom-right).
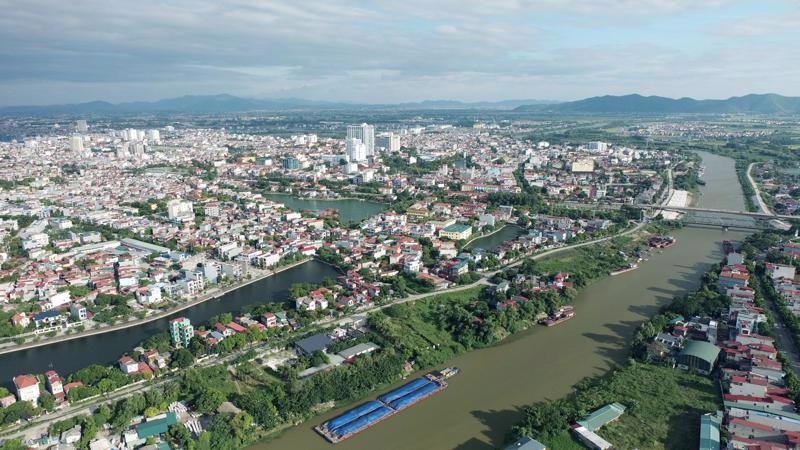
[
  {"x1": 347, "y1": 123, "x2": 375, "y2": 156},
  {"x1": 76, "y1": 120, "x2": 88, "y2": 132},
  {"x1": 69, "y1": 135, "x2": 84, "y2": 153},
  {"x1": 147, "y1": 129, "x2": 161, "y2": 144},
  {"x1": 376, "y1": 132, "x2": 400, "y2": 152},
  {"x1": 588, "y1": 141, "x2": 608, "y2": 152},
  {"x1": 346, "y1": 138, "x2": 367, "y2": 163}
]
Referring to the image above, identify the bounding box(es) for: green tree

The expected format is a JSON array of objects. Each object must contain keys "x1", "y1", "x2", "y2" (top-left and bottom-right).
[{"x1": 171, "y1": 348, "x2": 194, "y2": 368}]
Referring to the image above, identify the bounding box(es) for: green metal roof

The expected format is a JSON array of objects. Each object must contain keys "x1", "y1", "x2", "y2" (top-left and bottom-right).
[
  {"x1": 679, "y1": 340, "x2": 720, "y2": 364},
  {"x1": 504, "y1": 436, "x2": 547, "y2": 450},
  {"x1": 577, "y1": 402, "x2": 626, "y2": 432},
  {"x1": 443, "y1": 223, "x2": 471, "y2": 233},
  {"x1": 699, "y1": 412, "x2": 721, "y2": 450},
  {"x1": 137, "y1": 412, "x2": 177, "y2": 439}
]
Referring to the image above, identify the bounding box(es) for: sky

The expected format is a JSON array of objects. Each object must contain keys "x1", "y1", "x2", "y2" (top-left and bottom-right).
[{"x1": 0, "y1": 0, "x2": 799, "y2": 106}]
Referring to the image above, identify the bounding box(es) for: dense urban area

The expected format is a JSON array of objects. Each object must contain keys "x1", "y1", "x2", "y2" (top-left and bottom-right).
[{"x1": 1, "y1": 109, "x2": 800, "y2": 450}]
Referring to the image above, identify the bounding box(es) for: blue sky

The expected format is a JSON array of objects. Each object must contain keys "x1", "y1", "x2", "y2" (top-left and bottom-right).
[{"x1": 0, "y1": 0, "x2": 798, "y2": 105}]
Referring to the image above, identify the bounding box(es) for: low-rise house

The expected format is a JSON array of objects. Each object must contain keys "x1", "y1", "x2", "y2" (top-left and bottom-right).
[
  {"x1": 13, "y1": 374, "x2": 40, "y2": 405},
  {"x1": 119, "y1": 356, "x2": 139, "y2": 375}
]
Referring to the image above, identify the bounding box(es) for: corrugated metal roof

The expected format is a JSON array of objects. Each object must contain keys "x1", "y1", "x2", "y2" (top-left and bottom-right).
[
  {"x1": 699, "y1": 412, "x2": 721, "y2": 450},
  {"x1": 577, "y1": 402, "x2": 626, "y2": 432},
  {"x1": 679, "y1": 340, "x2": 720, "y2": 364},
  {"x1": 136, "y1": 412, "x2": 177, "y2": 439}
]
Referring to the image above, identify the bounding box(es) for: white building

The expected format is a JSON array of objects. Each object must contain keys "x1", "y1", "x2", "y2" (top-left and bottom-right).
[
  {"x1": 70, "y1": 135, "x2": 84, "y2": 153},
  {"x1": 347, "y1": 123, "x2": 375, "y2": 156},
  {"x1": 376, "y1": 132, "x2": 400, "y2": 152},
  {"x1": 13, "y1": 375, "x2": 40, "y2": 405},
  {"x1": 346, "y1": 138, "x2": 367, "y2": 163},
  {"x1": 167, "y1": 199, "x2": 195, "y2": 222},
  {"x1": 76, "y1": 120, "x2": 88, "y2": 132},
  {"x1": 588, "y1": 141, "x2": 609, "y2": 152},
  {"x1": 147, "y1": 129, "x2": 161, "y2": 144},
  {"x1": 46, "y1": 291, "x2": 71, "y2": 310},
  {"x1": 136, "y1": 286, "x2": 162, "y2": 305}
]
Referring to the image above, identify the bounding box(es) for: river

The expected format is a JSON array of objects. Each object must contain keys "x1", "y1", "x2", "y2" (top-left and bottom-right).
[
  {"x1": 263, "y1": 193, "x2": 387, "y2": 224},
  {"x1": 251, "y1": 150, "x2": 748, "y2": 450},
  {"x1": 0, "y1": 260, "x2": 341, "y2": 389}
]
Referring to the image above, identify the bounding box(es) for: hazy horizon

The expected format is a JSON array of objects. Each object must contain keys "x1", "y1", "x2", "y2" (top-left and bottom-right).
[{"x1": 1, "y1": 0, "x2": 799, "y2": 106}]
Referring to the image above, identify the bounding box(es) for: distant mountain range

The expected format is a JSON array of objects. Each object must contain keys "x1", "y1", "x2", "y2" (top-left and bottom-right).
[
  {"x1": 2, "y1": 93, "x2": 799, "y2": 115},
  {"x1": 0, "y1": 94, "x2": 556, "y2": 115},
  {"x1": 514, "y1": 93, "x2": 800, "y2": 114}
]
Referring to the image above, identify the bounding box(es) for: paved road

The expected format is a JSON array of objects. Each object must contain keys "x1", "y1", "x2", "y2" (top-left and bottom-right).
[
  {"x1": 747, "y1": 162, "x2": 773, "y2": 216},
  {"x1": 757, "y1": 274, "x2": 800, "y2": 373}
]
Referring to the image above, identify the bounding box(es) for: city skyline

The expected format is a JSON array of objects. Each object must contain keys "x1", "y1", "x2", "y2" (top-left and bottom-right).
[{"x1": 1, "y1": 0, "x2": 799, "y2": 106}]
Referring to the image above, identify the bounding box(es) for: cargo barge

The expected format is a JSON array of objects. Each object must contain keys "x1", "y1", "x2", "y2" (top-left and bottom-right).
[
  {"x1": 648, "y1": 235, "x2": 675, "y2": 249},
  {"x1": 315, "y1": 368, "x2": 458, "y2": 443},
  {"x1": 540, "y1": 306, "x2": 575, "y2": 327},
  {"x1": 610, "y1": 263, "x2": 638, "y2": 276}
]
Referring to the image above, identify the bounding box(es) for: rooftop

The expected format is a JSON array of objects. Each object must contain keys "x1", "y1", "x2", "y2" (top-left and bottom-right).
[
  {"x1": 577, "y1": 402, "x2": 626, "y2": 432},
  {"x1": 679, "y1": 340, "x2": 721, "y2": 364}
]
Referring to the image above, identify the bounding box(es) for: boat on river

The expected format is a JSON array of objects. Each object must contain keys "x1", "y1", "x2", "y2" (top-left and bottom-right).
[
  {"x1": 315, "y1": 369, "x2": 457, "y2": 444},
  {"x1": 648, "y1": 236, "x2": 676, "y2": 249},
  {"x1": 610, "y1": 263, "x2": 638, "y2": 276},
  {"x1": 540, "y1": 306, "x2": 576, "y2": 327}
]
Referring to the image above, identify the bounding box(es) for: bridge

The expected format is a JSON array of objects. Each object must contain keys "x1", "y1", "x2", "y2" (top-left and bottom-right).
[{"x1": 562, "y1": 201, "x2": 795, "y2": 230}]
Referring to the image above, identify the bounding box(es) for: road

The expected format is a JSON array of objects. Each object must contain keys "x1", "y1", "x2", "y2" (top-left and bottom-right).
[
  {"x1": 756, "y1": 273, "x2": 800, "y2": 373},
  {"x1": 0, "y1": 221, "x2": 647, "y2": 441},
  {"x1": 747, "y1": 162, "x2": 773, "y2": 216}
]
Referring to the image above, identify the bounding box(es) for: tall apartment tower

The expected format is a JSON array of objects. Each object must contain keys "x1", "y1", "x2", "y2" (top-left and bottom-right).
[
  {"x1": 69, "y1": 135, "x2": 84, "y2": 153},
  {"x1": 76, "y1": 120, "x2": 88, "y2": 132},
  {"x1": 347, "y1": 123, "x2": 375, "y2": 156}
]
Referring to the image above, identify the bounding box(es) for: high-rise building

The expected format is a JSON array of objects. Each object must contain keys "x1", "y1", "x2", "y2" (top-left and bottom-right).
[
  {"x1": 69, "y1": 135, "x2": 84, "y2": 153},
  {"x1": 169, "y1": 317, "x2": 193, "y2": 348},
  {"x1": 588, "y1": 141, "x2": 608, "y2": 152},
  {"x1": 346, "y1": 138, "x2": 367, "y2": 163},
  {"x1": 167, "y1": 199, "x2": 195, "y2": 222},
  {"x1": 376, "y1": 132, "x2": 400, "y2": 152},
  {"x1": 147, "y1": 129, "x2": 161, "y2": 144},
  {"x1": 76, "y1": 120, "x2": 88, "y2": 133},
  {"x1": 282, "y1": 156, "x2": 300, "y2": 170},
  {"x1": 347, "y1": 123, "x2": 375, "y2": 156}
]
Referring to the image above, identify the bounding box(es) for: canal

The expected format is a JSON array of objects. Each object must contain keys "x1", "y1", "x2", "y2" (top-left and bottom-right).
[
  {"x1": 263, "y1": 193, "x2": 387, "y2": 224},
  {"x1": 250, "y1": 151, "x2": 749, "y2": 450},
  {"x1": 0, "y1": 260, "x2": 341, "y2": 389},
  {"x1": 465, "y1": 225, "x2": 526, "y2": 252}
]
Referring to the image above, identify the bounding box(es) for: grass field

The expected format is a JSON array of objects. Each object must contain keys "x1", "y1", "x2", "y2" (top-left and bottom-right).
[{"x1": 536, "y1": 363, "x2": 721, "y2": 450}]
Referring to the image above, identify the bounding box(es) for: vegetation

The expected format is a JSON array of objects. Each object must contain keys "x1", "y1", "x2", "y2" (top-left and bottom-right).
[{"x1": 514, "y1": 362, "x2": 720, "y2": 450}]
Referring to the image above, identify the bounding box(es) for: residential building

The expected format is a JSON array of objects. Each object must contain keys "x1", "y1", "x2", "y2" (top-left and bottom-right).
[
  {"x1": 439, "y1": 223, "x2": 473, "y2": 241},
  {"x1": 169, "y1": 317, "x2": 193, "y2": 348},
  {"x1": 167, "y1": 199, "x2": 195, "y2": 222},
  {"x1": 13, "y1": 374, "x2": 40, "y2": 405},
  {"x1": 347, "y1": 123, "x2": 375, "y2": 156}
]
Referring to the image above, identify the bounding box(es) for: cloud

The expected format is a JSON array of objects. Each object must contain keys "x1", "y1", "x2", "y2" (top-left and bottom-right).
[{"x1": 0, "y1": 0, "x2": 797, "y2": 105}]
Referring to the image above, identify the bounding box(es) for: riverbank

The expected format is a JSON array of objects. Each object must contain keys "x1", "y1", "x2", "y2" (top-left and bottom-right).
[{"x1": 0, "y1": 258, "x2": 314, "y2": 356}]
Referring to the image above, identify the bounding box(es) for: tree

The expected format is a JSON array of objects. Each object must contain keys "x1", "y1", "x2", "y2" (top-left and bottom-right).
[
  {"x1": 195, "y1": 389, "x2": 226, "y2": 414},
  {"x1": 167, "y1": 423, "x2": 195, "y2": 450},
  {"x1": 171, "y1": 348, "x2": 194, "y2": 369}
]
